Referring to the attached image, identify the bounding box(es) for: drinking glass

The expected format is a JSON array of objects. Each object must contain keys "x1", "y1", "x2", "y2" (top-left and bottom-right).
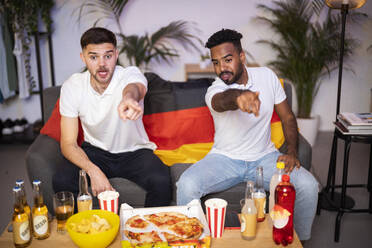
[{"x1": 53, "y1": 191, "x2": 74, "y2": 233}]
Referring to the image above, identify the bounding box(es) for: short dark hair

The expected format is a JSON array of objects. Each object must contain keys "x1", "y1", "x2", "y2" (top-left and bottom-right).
[
  {"x1": 80, "y1": 27, "x2": 117, "y2": 49},
  {"x1": 205, "y1": 29, "x2": 243, "y2": 53}
]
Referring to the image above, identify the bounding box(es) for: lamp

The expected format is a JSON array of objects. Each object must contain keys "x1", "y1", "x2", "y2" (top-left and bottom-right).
[
  {"x1": 319, "y1": 0, "x2": 366, "y2": 211},
  {"x1": 325, "y1": 0, "x2": 366, "y2": 118}
]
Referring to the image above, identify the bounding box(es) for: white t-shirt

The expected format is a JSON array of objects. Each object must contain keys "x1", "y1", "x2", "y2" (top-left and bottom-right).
[
  {"x1": 205, "y1": 67, "x2": 286, "y2": 161},
  {"x1": 60, "y1": 65, "x2": 156, "y2": 153}
]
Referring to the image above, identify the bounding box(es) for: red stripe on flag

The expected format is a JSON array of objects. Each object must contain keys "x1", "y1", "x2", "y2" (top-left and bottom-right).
[
  {"x1": 214, "y1": 208, "x2": 218, "y2": 237},
  {"x1": 271, "y1": 110, "x2": 281, "y2": 123},
  {"x1": 143, "y1": 106, "x2": 214, "y2": 150},
  {"x1": 220, "y1": 207, "x2": 225, "y2": 237}
]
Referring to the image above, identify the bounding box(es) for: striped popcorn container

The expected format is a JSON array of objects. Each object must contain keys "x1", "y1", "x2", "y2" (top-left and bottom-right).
[
  {"x1": 98, "y1": 191, "x2": 119, "y2": 214},
  {"x1": 205, "y1": 198, "x2": 228, "y2": 238}
]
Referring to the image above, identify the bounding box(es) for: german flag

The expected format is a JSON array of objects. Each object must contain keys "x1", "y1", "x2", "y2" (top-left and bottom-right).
[
  {"x1": 143, "y1": 73, "x2": 285, "y2": 166},
  {"x1": 143, "y1": 73, "x2": 215, "y2": 166}
]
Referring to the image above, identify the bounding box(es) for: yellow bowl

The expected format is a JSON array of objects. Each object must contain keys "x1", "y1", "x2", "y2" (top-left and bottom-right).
[{"x1": 66, "y1": 209, "x2": 120, "y2": 248}]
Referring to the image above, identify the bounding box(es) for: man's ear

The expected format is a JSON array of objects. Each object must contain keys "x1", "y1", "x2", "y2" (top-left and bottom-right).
[
  {"x1": 80, "y1": 52, "x2": 86, "y2": 64},
  {"x1": 239, "y1": 51, "x2": 246, "y2": 64}
]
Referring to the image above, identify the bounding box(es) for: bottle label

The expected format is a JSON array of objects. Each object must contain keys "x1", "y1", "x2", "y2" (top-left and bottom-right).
[
  {"x1": 240, "y1": 218, "x2": 246, "y2": 232},
  {"x1": 13, "y1": 221, "x2": 30, "y2": 243},
  {"x1": 240, "y1": 213, "x2": 257, "y2": 237},
  {"x1": 33, "y1": 215, "x2": 48, "y2": 235},
  {"x1": 273, "y1": 216, "x2": 289, "y2": 229},
  {"x1": 270, "y1": 205, "x2": 291, "y2": 229}
]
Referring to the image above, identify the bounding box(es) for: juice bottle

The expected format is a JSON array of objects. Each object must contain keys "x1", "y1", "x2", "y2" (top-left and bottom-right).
[
  {"x1": 32, "y1": 180, "x2": 50, "y2": 239},
  {"x1": 241, "y1": 181, "x2": 257, "y2": 240},
  {"x1": 77, "y1": 170, "x2": 92, "y2": 212},
  {"x1": 272, "y1": 174, "x2": 295, "y2": 246},
  {"x1": 269, "y1": 162, "x2": 285, "y2": 213},
  {"x1": 254, "y1": 166, "x2": 266, "y2": 222},
  {"x1": 12, "y1": 186, "x2": 32, "y2": 247}
]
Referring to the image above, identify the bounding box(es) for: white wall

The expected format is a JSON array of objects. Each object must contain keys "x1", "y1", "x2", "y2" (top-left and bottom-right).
[{"x1": 1, "y1": 0, "x2": 371, "y2": 131}]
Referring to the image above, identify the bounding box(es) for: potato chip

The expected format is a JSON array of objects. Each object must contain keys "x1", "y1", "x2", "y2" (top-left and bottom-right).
[{"x1": 69, "y1": 214, "x2": 112, "y2": 234}]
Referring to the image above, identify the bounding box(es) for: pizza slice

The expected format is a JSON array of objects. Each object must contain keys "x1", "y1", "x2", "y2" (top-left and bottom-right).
[
  {"x1": 144, "y1": 212, "x2": 187, "y2": 229},
  {"x1": 124, "y1": 230, "x2": 163, "y2": 245},
  {"x1": 125, "y1": 215, "x2": 149, "y2": 229},
  {"x1": 168, "y1": 217, "x2": 204, "y2": 240}
]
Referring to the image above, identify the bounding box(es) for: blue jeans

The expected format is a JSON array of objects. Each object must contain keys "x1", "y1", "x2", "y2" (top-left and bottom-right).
[{"x1": 176, "y1": 151, "x2": 318, "y2": 240}]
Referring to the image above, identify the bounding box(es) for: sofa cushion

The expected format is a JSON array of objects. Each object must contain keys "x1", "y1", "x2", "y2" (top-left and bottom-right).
[{"x1": 40, "y1": 98, "x2": 84, "y2": 146}]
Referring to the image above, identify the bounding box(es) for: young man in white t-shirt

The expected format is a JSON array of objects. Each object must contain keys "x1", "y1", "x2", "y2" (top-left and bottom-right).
[
  {"x1": 53, "y1": 27, "x2": 171, "y2": 207},
  {"x1": 176, "y1": 29, "x2": 318, "y2": 240}
]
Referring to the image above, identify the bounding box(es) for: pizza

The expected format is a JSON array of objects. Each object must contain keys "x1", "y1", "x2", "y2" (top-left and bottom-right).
[
  {"x1": 124, "y1": 230, "x2": 162, "y2": 244},
  {"x1": 124, "y1": 212, "x2": 204, "y2": 245}
]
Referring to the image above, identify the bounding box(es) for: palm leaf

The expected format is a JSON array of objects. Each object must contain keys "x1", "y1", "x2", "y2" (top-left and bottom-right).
[{"x1": 255, "y1": 0, "x2": 366, "y2": 118}]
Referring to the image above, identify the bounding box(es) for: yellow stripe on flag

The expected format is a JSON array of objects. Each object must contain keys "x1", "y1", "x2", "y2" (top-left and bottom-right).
[
  {"x1": 154, "y1": 143, "x2": 214, "y2": 166},
  {"x1": 271, "y1": 121, "x2": 285, "y2": 149}
]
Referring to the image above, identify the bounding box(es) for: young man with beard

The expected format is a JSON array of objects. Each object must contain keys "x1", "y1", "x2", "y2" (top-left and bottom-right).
[
  {"x1": 53, "y1": 27, "x2": 171, "y2": 207},
  {"x1": 176, "y1": 29, "x2": 318, "y2": 241}
]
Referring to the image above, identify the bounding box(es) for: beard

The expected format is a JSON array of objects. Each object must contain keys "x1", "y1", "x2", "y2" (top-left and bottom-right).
[
  {"x1": 219, "y1": 63, "x2": 244, "y2": 85},
  {"x1": 92, "y1": 66, "x2": 113, "y2": 85}
]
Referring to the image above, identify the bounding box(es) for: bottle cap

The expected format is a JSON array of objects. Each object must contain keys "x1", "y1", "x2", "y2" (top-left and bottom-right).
[
  {"x1": 282, "y1": 174, "x2": 290, "y2": 182},
  {"x1": 13, "y1": 186, "x2": 21, "y2": 192},
  {"x1": 15, "y1": 179, "x2": 24, "y2": 186},
  {"x1": 276, "y1": 162, "x2": 285, "y2": 169},
  {"x1": 33, "y1": 180, "x2": 41, "y2": 185}
]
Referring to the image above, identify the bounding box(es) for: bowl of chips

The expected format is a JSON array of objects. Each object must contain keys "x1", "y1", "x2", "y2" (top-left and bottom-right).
[{"x1": 66, "y1": 209, "x2": 120, "y2": 248}]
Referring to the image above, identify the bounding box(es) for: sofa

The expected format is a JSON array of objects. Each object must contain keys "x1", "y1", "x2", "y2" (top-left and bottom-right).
[{"x1": 25, "y1": 73, "x2": 312, "y2": 215}]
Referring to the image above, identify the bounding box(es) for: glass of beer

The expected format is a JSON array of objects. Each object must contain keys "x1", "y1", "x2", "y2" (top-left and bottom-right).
[{"x1": 53, "y1": 191, "x2": 74, "y2": 233}]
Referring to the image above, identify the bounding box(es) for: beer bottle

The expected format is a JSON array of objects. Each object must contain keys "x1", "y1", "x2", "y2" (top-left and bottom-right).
[
  {"x1": 254, "y1": 166, "x2": 266, "y2": 222},
  {"x1": 32, "y1": 180, "x2": 50, "y2": 239},
  {"x1": 15, "y1": 180, "x2": 32, "y2": 232},
  {"x1": 12, "y1": 186, "x2": 32, "y2": 247},
  {"x1": 77, "y1": 170, "x2": 92, "y2": 212}
]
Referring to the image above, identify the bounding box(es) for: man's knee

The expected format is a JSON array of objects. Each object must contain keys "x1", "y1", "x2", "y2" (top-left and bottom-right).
[{"x1": 176, "y1": 173, "x2": 201, "y2": 198}]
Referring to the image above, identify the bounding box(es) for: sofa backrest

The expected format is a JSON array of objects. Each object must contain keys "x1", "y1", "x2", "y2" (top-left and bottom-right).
[
  {"x1": 41, "y1": 77, "x2": 293, "y2": 123},
  {"x1": 43, "y1": 86, "x2": 61, "y2": 122}
]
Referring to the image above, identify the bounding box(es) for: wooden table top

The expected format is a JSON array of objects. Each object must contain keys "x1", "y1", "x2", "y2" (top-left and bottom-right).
[{"x1": 0, "y1": 217, "x2": 302, "y2": 247}]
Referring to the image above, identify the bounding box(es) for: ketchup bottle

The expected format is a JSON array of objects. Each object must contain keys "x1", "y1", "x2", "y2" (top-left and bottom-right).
[{"x1": 272, "y1": 174, "x2": 295, "y2": 246}]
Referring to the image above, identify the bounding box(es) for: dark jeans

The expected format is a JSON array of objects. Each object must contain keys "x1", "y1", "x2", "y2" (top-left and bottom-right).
[{"x1": 52, "y1": 142, "x2": 172, "y2": 207}]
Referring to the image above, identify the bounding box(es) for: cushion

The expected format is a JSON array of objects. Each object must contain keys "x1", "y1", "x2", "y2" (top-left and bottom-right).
[{"x1": 40, "y1": 98, "x2": 84, "y2": 146}]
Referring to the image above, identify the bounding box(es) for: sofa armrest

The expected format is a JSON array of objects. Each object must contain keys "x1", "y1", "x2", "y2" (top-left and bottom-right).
[
  {"x1": 25, "y1": 134, "x2": 67, "y2": 215},
  {"x1": 279, "y1": 133, "x2": 312, "y2": 171}
]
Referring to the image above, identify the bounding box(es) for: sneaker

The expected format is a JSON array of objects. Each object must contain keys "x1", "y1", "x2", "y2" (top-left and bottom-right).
[
  {"x1": 13, "y1": 119, "x2": 24, "y2": 133},
  {"x1": 2, "y1": 118, "x2": 15, "y2": 135},
  {"x1": 20, "y1": 118, "x2": 29, "y2": 129}
]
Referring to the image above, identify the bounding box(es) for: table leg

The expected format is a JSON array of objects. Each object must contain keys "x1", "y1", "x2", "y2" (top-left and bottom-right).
[
  {"x1": 368, "y1": 145, "x2": 372, "y2": 213},
  {"x1": 334, "y1": 139, "x2": 351, "y2": 242}
]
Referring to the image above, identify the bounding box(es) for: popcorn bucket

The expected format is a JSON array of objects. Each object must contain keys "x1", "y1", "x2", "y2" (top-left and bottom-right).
[
  {"x1": 205, "y1": 198, "x2": 227, "y2": 238},
  {"x1": 98, "y1": 191, "x2": 119, "y2": 214}
]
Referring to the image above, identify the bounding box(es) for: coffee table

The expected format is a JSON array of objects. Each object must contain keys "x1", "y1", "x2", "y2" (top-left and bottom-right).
[{"x1": 0, "y1": 216, "x2": 302, "y2": 247}]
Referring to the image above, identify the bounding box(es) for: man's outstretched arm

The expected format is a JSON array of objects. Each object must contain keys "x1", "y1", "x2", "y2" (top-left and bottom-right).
[
  {"x1": 212, "y1": 89, "x2": 261, "y2": 116},
  {"x1": 118, "y1": 83, "x2": 146, "y2": 121}
]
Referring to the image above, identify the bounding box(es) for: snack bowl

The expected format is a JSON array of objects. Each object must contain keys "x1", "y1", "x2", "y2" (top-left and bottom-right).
[{"x1": 66, "y1": 209, "x2": 120, "y2": 248}]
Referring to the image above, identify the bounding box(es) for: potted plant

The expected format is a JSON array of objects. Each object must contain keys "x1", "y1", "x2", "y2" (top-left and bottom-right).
[
  {"x1": 74, "y1": 0, "x2": 201, "y2": 71},
  {"x1": 255, "y1": 0, "x2": 365, "y2": 146}
]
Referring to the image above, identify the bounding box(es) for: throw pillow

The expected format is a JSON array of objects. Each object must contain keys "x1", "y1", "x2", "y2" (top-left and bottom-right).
[{"x1": 40, "y1": 98, "x2": 84, "y2": 146}]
